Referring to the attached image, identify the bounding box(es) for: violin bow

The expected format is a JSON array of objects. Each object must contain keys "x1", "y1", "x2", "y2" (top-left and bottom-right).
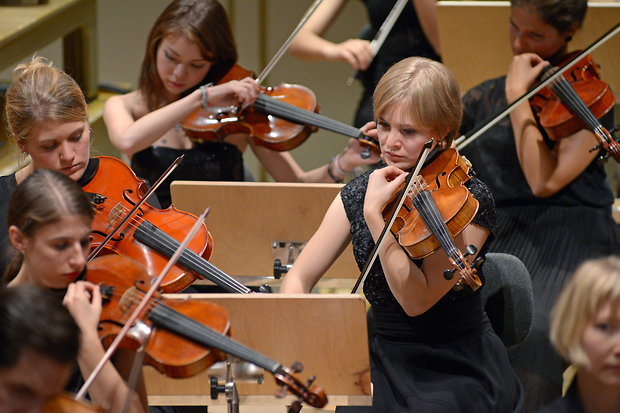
[
  {"x1": 346, "y1": 0, "x2": 409, "y2": 86},
  {"x1": 87, "y1": 155, "x2": 184, "y2": 260},
  {"x1": 455, "y1": 20, "x2": 620, "y2": 151},
  {"x1": 351, "y1": 139, "x2": 434, "y2": 294},
  {"x1": 256, "y1": 0, "x2": 324, "y2": 85},
  {"x1": 75, "y1": 207, "x2": 211, "y2": 403}
]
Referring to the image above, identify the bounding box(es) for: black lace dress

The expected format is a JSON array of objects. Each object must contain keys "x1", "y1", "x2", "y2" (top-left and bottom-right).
[
  {"x1": 131, "y1": 140, "x2": 244, "y2": 208},
  {"x1": 460, "y1": 76, "x2": 620, "y2": 410},
  {"x1": 338, "y1": 165, "x2": 523, "y2": 412},
  {"x1": 353, "y1": 0, "x2": 440, "y2": 128}
]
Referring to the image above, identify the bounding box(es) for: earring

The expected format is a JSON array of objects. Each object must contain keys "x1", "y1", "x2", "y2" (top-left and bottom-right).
[
  {"x1": 22, "y1": 151, "x2": 28, "y2": 157},
  {"x1": 566, "y1": 35, "x2": 573, "y2": 42}
]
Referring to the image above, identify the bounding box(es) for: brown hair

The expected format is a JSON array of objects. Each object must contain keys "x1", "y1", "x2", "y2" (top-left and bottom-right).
[
  {"x1": 0, "y1": 284, "x2": 80, "y2": 368},
  {"x1": 4, "y1": 57, "x2": 88, "y2": 153},
  {"x1": 550, "y1": 256, "x2": 620, "y2": 368},
  {"x1": 373, "y1": 57, "x2": 462, "y2": 148},
  {"x1": 3, "y1": 169, "x2": 94, "y2": 283},
  {"x1": 510, "y1": 0, "x2": 587, "y2": 33},
  {"x1": 138, "y1": 0, "x2": 238, "y2": 111}
]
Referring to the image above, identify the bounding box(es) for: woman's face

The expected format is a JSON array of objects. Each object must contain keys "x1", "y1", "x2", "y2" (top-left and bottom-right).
[
  {"x1": 15, "y1": 215, "x2": 92, "y2": 290},
  {"x1": 509, "y1": 6, "x2": 573, "y2": 60},
  {"x1": 19, "y1": 120, "x2": 90, "y2": 182},
  {"x1": 156, "y1": 34, "x2": 212, "y2": 100},
  {"x1": 581, "y1": 300, "x2": 620, "y2": 388},
  {"x1": 376, "y1": 103, "x2": 440, "y2": 171}
]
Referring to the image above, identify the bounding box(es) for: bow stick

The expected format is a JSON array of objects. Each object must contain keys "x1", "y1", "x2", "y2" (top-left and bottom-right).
[
  {"x1": 455, "y1": 20, "x2": 620, "y2": 151},
  {"x1": 346, "y1": 0, "x2": 409, "y2": 86},
  {"x1": 256, "y1": 0, "x2": 324, "y2": 84}
]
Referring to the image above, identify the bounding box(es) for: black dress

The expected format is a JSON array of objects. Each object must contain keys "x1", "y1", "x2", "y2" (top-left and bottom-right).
[
  {"x1": 460, "y1": 76, "x2": 620, "y2": 411},
  {"x1": 0, "y1": 174, "x2": 18, "y2": 278},
  {"x1": 353, "y1": 0, "x2": 440, "y2": 128},
  {"x1": 338, "y1": 163, "x2": 523, "y2": 412},
  {"x1": 534, "y1": 382, "x2": 585, "y2": 413},
  {"x1": 131, "y1": 140, "x2": 244, "y2": 208}
]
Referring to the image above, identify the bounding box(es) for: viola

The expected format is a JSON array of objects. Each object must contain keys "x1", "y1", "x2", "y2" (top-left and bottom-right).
[
  {"x1": 87, "y1": 255, "x2": 328, "y2": 408},
  {"x1": 529, "y1": 52, "x2": 620, "y2": 160},
  {"x1": 181, "y1": 64, "x2": 380, "y2": 154},
  {"x1": 83, "y1": 156, "x2": 253, "y2": 294}
]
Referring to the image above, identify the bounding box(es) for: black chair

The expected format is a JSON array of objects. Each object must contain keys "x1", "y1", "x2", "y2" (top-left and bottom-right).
[{"x1": 480, "y1": 252, "x2": 533, "y2": 348}]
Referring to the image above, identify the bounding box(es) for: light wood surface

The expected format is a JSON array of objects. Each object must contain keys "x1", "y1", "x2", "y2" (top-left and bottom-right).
[
  {"x1": 144, "y1": 293, "x2": 371, "y2": 407},
  {"x1": 170, "y1": 181, "x2": 360, "y2": 282},
  {"x1": 437, "y1": 1, "x2": 620, "y2": 94},
  {"x1": 0, "y1": 0, "x2": 98, "y2": 100}
]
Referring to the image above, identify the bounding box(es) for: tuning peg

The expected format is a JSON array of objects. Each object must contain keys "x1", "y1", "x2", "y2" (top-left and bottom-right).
[
  {"x1": 464, "y1": 244, "x2": 477, "y2": 257},
  {"x1": 291, "y1": 362, "x2": 303, "y2": 373},
  {"x1": 444, "y1": 268, "x2": 456, "y2": 281}
]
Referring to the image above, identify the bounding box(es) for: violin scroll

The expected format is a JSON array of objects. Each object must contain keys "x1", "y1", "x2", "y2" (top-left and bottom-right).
[
  {"x1": 443, "y1": 245, "x2": 484, "y2": 291},
  {"x1": 273, "y1": 364, "x2": 328, "y2": 411}
]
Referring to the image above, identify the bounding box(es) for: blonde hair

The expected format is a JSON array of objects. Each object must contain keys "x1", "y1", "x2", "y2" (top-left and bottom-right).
[
  {"x1": 4, "y1": 57, "x2": 88, "y2": 149},
  {"x1": 373, "y1": 57, "x2": 462, "y2": 148},
  {"x1": 550, "y1": 256, "x2": 620, "y2": 367}
]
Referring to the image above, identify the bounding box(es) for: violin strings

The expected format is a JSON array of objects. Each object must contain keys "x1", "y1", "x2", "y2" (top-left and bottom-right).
[
  {"x1": 149, "y1": 303, "x2": 282, "y2": 374},
  {"x1": 551, "y1": 78, "x2": 601, "y2": 131},
  {"x1": 90, "y1": 197, "x2": 250, "y2": 293},
  {"x1": 254, "y1": 95, "x2": 361, "y2": 138},
  {"x1": 412, "y1": 191, "x2": 460, "y2": 266}
]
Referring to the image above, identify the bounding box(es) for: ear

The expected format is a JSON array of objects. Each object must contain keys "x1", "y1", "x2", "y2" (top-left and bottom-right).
[
  {"x1": 8, "y1": 225, "x2": 27, "y2": 254},
  {"x1": 564, "y1": 24, "x2": 578, "y2": 42},
  {"x1": 13, "y1": 134, "x2": 26, "y2": 154}
]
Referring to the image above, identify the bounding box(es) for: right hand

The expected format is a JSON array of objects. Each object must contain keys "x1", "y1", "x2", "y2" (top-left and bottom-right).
[
  {"x1": 208, "y1": 77, "x2": 260, "y2": 108},
  {"x1": 326, "y1": 39, "x2": 373, "y2": 71}
]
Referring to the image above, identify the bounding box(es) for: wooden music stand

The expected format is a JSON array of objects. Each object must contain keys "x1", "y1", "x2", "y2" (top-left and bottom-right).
[
  {"x1": 170, "y1": 181, "x2": 360, "y2": 288},
  {"x1": 143, "y1": 293, "x2": 372, "y2": 407}
]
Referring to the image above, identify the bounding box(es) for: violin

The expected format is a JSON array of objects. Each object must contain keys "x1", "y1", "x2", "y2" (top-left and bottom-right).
[
  {"x1": 381, "y1": 148, "x2": 482, "y2": 290},
  {"x1": 529, "y1": 52, "x2": 620, "y2": 161},
  {"x1": 352, "y1": 144, "x2": 483, "y2": 294},
  {"x1": 84, "y1": 156, "x2": 253, "y2": 294},
  {"x1": 87, "y1": 255, "x2": 328, "y2": 409},
  {"x1": 43, "y1": 395, "x2": 104, "y2": 413},
  {"x1": 181, "y1": 64, "x2": 380, "y2": 154}
]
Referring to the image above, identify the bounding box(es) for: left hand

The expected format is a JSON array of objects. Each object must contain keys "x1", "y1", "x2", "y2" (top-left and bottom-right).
[{"x1": 337, "y1": 137, "x2": 382, "y2": 172}]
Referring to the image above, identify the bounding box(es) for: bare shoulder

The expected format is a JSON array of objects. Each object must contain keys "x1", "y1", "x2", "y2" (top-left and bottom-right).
[{"x1": 104, "y1": 90, "x2": 149, "y2": 120}]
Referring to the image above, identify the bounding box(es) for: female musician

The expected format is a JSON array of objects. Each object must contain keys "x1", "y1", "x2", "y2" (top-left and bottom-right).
[
  {"x1": 0, "y1": 57, "x2": 94, "y2": 276},
  {"x1": 538, "y1": 256, "x2": 620, "y2": 413},
  {"x1": 459, "y1": 0, "x2": 620, "y2": 410},
  {"x1": 289, "y1": 0, "x2": 441, "y2": 128},
  {"x1": 103, "y1": 0, "x2": 380, "y2": 208},
  {"x1": 280, "y1": 57, "x2": 523, "y2": 412},
  {"x1": 0, "y1": 284, "x2": 81, "y2": 413},
  {"x1": 2, "y1": 169, "x2": 148, "y2": 413}
]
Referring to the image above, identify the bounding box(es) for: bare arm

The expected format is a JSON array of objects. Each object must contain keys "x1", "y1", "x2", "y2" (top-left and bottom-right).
[
  {"x1": 103, "y1": 79, "x2": 260, "y2": 157},
  {"x1": 506, "y1": 53, "x2": 598, "y2": 197},
  {"x1": 289, "y1": 0, "x2": 373, "y2": 70},
  {"x1": 363, "y1": 166, "x2": 489, "y2": 316},
  {"x1": 279, "y1": 194, "x2": 352, "y2": 293},
  {"x1": 253, "y1": 121, "x2": 381, "y2": 183},
  {"x1": 412, "y1": 0, "x2": 441, "y2": 56}
]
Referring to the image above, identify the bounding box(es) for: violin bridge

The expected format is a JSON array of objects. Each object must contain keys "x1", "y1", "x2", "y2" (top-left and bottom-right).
[
  {"x1": 119, "y1": 285, "x2": 138, "y2": 313},
  {"x1": 107, "y1": 203, "x2": 125, "y2": 226}
]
